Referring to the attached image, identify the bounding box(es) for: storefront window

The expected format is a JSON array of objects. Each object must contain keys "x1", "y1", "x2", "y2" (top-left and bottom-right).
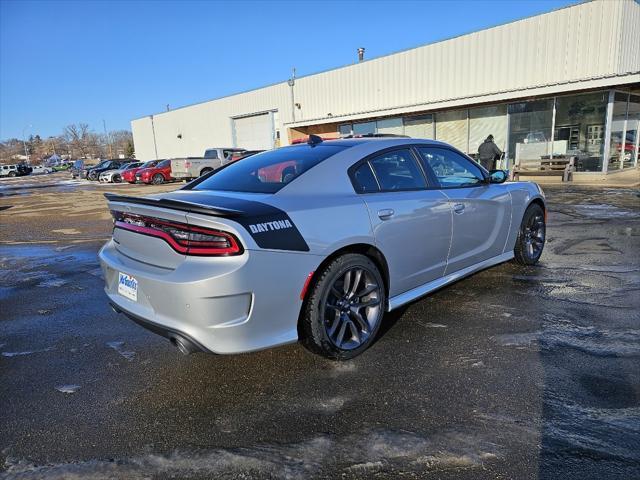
[
  {"x1": 435, "y1": 109, "x2": 468, "y2": 152},
  {"x1": 469, "y1": 105, "x2": 507, "y2": 167},
  {"x1": 403, "y1": 115, "x2": 434, "y2": 139},
  {"x1": 507, "y1": 99, "x2": 554, "y2": 170},
  {"x1": 608, "y1": 92, "x2": 629, "y2": 170},
  {"x1": 353, "y1": 121, "x2": 376, "y2": 136},
  {"x1": 554, "y1": 91, "x2": 608, "y2": 172},
  {"x1": 338, "y1": 124, "x2": 352, "y2": 137},
  {"x1": 376, "y1": 118, "x2": 403, "y2": 135}
]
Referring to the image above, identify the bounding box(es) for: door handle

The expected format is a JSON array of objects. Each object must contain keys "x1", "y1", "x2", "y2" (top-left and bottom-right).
[
  {"x1": 377, "y1": 208, "x2": 395, "y2": 220},
  {"x1": 453, "y1": 203, "x2": 465, "y2": 214}
]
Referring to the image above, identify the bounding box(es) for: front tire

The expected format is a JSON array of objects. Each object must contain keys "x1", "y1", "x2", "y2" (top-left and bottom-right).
[
  {"x1": 514, "y1": 203, "x2": 545, "y2": 265},
  {"x1": 113, "y1": 174, "x2": 122, "y2": 183},
  {"x1": 300, "y1": 253, "x2": 386, "y2": 360},
  {"x1": 152, "y1": 173, "x2": 164, "y2": 185}
]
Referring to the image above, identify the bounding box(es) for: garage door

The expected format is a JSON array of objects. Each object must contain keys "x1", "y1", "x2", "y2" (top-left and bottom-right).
[{"x1": 233, "y1": 113, "x2": 273, "y2": 150}]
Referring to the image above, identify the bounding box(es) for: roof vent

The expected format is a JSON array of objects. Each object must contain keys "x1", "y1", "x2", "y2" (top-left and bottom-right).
[{"x1": 358, "y1": 47, "x2": 365, "y2": 62}]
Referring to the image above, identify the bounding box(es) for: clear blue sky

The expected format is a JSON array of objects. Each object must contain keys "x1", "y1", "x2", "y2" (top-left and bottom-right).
[{"x1": 0, "y1": 0, "x2": 576, "y2": 141}]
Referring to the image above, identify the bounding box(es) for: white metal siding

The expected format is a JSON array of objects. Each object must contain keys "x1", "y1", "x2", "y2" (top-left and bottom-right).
[
  {"x1": 290, "y1": 0, "x2": 638, "y2": 126},
  {"x1": 132, "y1": 0, "x2": 640, "y2": 160},
  {"x1": 233, "y1": 113, "x2": 273, "y2": 150},
  {"x1": 131, "y1": 117, "x2": 157, "y2": 161}
]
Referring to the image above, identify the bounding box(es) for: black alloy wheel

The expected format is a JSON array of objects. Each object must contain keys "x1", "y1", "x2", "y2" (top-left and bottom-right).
[
  {"x1": 300, "y1": 253, "x2": 386, "y2": 360},
  {"x1": 514, "y1": 203, "x2": 545, "y2": 265}
]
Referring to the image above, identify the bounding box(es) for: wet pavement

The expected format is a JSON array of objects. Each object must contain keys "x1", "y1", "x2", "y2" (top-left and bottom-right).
[{"x1": 1, "y1": 175, "x2": 639, "y2": 479}]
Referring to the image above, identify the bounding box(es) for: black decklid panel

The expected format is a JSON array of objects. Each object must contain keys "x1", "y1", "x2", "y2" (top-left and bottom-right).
[{"x1": 104, "y1": 192, "x2": 309, "y2": 252}]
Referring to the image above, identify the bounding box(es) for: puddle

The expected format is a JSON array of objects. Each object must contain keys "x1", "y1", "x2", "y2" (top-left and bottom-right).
[
  {"x1": 543, "y1": 391, "x2": 640, "y2": 462},
  {"x1": 0, "y1": 245, "x2": 98, "y2": 289},
  {"x1": 55, "y1": 384, "x2": 81, "y2": 394},
  {"x1": 106, "y1": 341, "x2": 136, "y2": 361},
  {"x1": 495, "y1": 316, "x2": 640, "y2": 358}
]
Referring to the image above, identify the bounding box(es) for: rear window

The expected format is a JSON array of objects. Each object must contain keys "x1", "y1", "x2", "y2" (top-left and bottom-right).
[{"x1": 192, "y1": 144, "x2": 346, "y2": 193}]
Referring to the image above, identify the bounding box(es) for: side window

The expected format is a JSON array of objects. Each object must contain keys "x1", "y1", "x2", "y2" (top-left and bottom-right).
[
  {"x1": 368, "y1": 149, "x2": 427, "y2": 191},
  {"x1": 352, "y1": 163, "x2": 379, "y2": 193},
  {"x1": 417, "y1": 147, "x2": 484, "y2": 188}
]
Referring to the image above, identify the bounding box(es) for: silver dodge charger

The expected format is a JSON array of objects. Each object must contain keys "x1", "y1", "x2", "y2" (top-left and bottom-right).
[{"x1": 99, "y1": 136, "x2": 546, "y2": 359}]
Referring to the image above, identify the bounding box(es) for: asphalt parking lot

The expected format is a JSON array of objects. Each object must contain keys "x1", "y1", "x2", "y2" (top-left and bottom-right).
[{"x1": 1, "y1": 173, "x2": 639, "y2": 480}]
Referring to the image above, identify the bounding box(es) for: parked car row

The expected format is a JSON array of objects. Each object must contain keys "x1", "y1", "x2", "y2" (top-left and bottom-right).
[
  {"x1": 67, "y1": 149, "x2": 266, "y2": 186},
  {"x1": 0, "y1": 164, "x2": 34, "y2": 177}
]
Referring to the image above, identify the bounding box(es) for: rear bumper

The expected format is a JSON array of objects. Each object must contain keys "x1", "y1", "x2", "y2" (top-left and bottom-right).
[
  {"x1": 109, "y1": 301, "x2": 212, "y2": 353},
  {"x1": 99, "y1": 239, "x2": 321, "y2": 354}
]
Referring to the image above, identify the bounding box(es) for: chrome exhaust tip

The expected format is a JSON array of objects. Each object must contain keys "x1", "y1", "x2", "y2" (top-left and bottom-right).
[{"x1": 170, "y1": 335, "x2": 199, "y2": 355}]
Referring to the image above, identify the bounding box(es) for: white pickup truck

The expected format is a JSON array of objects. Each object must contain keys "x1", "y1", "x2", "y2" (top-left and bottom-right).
[{"x1": 170, "y1": 147, "x2": 247, "y2": 181}]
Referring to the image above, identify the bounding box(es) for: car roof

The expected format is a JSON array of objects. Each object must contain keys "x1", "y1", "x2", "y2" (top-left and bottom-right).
[{"x1": 287, "y1": 137, "x2": 454, "y2": 150}]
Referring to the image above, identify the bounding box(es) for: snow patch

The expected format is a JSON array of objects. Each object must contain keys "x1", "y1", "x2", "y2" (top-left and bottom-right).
[{"x1": 106, "y1": 341, "x2": 136, "y2": 361}]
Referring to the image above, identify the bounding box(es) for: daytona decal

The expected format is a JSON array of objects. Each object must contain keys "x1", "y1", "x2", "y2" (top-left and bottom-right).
[{"x1": 249, "y1": 219, "x2": 293, "y2": 234}]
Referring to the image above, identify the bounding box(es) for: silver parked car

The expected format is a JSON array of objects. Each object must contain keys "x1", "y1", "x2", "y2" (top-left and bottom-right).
[
  {"x1": 99, "y1": 162, "x2": 142, "y2": 183},
  {"x1": 99, "y1": 137, "x2": 546, "y2": 359}
]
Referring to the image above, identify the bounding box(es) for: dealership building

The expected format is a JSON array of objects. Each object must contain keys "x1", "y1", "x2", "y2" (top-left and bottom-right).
[{"x1": 131, "y1": 0, "x2": 640, "y2": 180}]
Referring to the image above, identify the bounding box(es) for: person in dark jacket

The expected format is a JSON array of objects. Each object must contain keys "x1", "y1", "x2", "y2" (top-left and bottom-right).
[{"x1": 477, "y1": 135, "x2": 502, "y2": 170}]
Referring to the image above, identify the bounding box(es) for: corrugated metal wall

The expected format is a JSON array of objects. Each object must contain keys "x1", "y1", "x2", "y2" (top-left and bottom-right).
[
  {"x1": 132, "y1": 0, "x2": 640, "y2": 160},
  {"x1": 132, "y1": 83, "x2": 289, "y2": 160},
  {"x1": 291, "y1": 0, "x2": 639, "y2": 125}
]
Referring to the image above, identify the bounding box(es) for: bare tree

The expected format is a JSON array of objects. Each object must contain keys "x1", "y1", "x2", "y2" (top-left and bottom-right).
[
  {"x1": 2, "y1": 124, "x2": 133, "y2": 163},
  {"x1": 64, "y1": 123, "x2": 92, "y2": 158}
]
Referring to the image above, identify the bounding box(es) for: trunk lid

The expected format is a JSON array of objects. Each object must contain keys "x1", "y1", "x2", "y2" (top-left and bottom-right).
[{"x1": 105, "y1": 189, "x2": 309, "y2": 257}]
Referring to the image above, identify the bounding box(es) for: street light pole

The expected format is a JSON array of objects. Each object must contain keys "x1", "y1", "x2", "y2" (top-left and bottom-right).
[{"x1": 22, "y1": 124, "x2": 32, "y2": 163}]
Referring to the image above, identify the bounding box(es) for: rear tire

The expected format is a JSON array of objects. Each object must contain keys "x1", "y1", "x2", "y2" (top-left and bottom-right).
[
  {"x1": 113, "y1": 174, "x2": 122, "y2": 183},
  {"x1": 8, "y1": 171, "x2": 16, "y2": 177},
  {"x1": 514, "y1": 203, "x2": 545, "y2": 265},
  {"x1": 200, "y1": 168, "x2": 213, "y2": 176},
  {"x1": 299, "y1": 253, "x2": 386, "y2": 360},
  {"x1": 152, "y1": 173, "x2": 164, "y2": 185}
]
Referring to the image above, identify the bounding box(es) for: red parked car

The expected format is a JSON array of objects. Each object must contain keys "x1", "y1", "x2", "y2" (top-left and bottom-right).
[
  {"x1": 121, "y1": 160, "x2": 159, "y2": 184},
  {"x1": 136, "y1": 159, "x2": 174, "y2": 184}
]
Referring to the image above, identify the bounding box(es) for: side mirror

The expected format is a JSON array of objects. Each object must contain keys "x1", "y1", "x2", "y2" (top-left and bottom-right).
[{"x1": 489, "y1": 169, "x2": 508, "y2": 184}]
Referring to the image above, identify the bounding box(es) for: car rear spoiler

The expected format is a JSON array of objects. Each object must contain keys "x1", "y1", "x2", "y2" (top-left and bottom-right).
[
  {"x1": 104, "y1": 192, "x2": 310, "y2": 251},
  {"x1": 104, "y1": 193, "x2": 245, "y2": 218}
]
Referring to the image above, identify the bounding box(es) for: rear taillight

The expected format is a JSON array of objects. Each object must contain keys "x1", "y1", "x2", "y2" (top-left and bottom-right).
[{"x1": 111, "y1": 211, "x2": 242, "y2": 256}]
